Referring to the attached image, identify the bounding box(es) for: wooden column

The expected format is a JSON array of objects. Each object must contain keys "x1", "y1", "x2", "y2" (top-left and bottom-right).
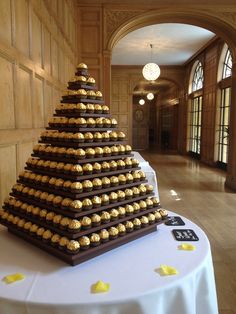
[{"x1": 226, "y1": 61, "x2": 236, "y2": 190}]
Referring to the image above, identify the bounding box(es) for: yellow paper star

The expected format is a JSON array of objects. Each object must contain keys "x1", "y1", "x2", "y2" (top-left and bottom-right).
[
  {"x1": 178, "y1": 243, "x2": 196, "y2": 251},
  {"x1": 159, "y1": 265, "x2": 179, "y2": 276},
  {"x1": 3, "y1": 273, "x2": 25, "y2": 284},
  {"x1": 91, "y1": 280, "x2": 110, "y2": 293}
]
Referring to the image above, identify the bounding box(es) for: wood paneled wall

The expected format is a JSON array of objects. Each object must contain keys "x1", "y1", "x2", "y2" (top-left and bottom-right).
[{"x1": 0, "y1": 0, "x2": 77, "y2": 205}]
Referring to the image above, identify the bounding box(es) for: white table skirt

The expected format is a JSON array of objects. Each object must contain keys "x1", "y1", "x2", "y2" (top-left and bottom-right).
[
  {"x1": 132, "y1": 151, "x2": 159, "y2": 200},
  {"x1": 0, "y1": 212, "x2": 218, "y2": 314}
]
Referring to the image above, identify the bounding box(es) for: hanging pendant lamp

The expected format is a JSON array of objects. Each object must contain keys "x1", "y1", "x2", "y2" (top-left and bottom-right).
[{"x1": 142, "y1": 44, "x2": 161, "y2": 81}]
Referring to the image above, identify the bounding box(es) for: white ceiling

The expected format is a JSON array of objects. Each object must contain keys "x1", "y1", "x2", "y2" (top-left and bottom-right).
[{"x1": 111, "y1": 23, "x2": 215, "y2": 66}]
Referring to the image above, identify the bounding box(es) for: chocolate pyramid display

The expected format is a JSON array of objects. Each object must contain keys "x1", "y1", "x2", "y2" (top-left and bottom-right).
[{"x1": 0, "y1": 63, "x2": 168, "y2": 266}]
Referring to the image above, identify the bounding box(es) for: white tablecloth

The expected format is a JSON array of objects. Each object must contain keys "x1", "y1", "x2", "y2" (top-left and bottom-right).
[
  {"x1": 0, "y1": 212, "x2": 218, "y2": 314},
  {"x1": 132, "y1": 151, "x2": 159, "y2": 200}
]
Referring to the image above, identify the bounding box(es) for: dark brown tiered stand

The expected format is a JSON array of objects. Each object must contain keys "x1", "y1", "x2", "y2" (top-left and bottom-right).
[{"x1": 0, "y1": 64, "x2": 167, "y2": 266}]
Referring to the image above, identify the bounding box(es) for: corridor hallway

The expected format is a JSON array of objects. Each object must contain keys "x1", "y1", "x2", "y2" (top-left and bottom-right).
[{"x1": 141, "y1": 150, "x2": 236, "y2": 314}]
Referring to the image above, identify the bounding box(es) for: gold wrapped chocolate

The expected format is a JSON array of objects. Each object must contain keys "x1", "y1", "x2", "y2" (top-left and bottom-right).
[
  {"x1": 64, "y1": 163, "x2": 73, "y2": 172},
  {"x1": 83, "y1": 163, "x2": 93, "y2": 172},
  {"x1": 101, "y1": 194, "x2": 109, "y2": 203},
  {"x1": 95, "y1": 147, "x2": 103, "y2": 155},
  {"x1": 61, "y1": 198, "x2": 72, "y2": 207},
  {"x1": 85, "y1": 147, "x2": 95, "y2": 156},
  {"x1": 76, "y1": 103, "x2": 86, "y2": 111},
  {"x1": 68, "y1": 219, "x2": 81, "y2": 230},
  {"x1": 84, "y1": 132, "x2": 94, "y2": 140},
  {"x1": 46, "y1": 194, "x2": 55, "y2": 203},
  {"x1": 102, "y1": 132, "x2": 110, "y2": 140},
  {"x1": 2, "y1": 212, "x2": 9, "y2": 221},
  {"x1": 87, "y1": 118, "x2": 96, "y2": 126},
  {"x1": 70, "y1": 182, "x2": 82, "y2": 191},
  {"x1": 110, "y1": 160, "x2": 117, "y2": 168},
  {"x1": 126, "y1": 173, "x2": 133, "y2": 181},
  {"x1": 67, "y1": 240, "x2": 80, "y2": 252},
  {"x1": 53, "y1": 214, "x2": 62, "y2": 224},
  {"x1": 133, "y1": 202, "x2": 140, "y2": 212},
  {"x1": 111, "y1": 118, "x2": 118, "y2": 125},
  {"x1": 148, "y1": 213, "x2": 156, "y2": 223},
  {"x1": 73, "y1": 133, "x2": 85, "y2": 141},
  {"x1": 102, "y1": 177, "x2": 110, "y2": 186},
  {"x1": 70, "y1": 200, "x2": 83, "y2": 210},
  {"x1": 59, "y1": 236, "x2": 69, "y2": 247},
  {"x1": 87, "y1": 90, "x2": 96, "y2": 98},
  {"x1": 76, "y1": 117, "x2": 87, "y2": 125},
  {"x1": 99, "y1": 229, "x2": 109, "y2": 240},
  {"x1": 60, "y1": 217, "x2": 70, "y2": 228},
  {"x1": 140, "y1": 216, "x2": 149, "y2": 226},
  {"x1": 79, "y1": 236, "x2": 90, "y2": 247},
  {"x1": 12, "y1": 216, "x2": 20, "y2": 225},
  {"x1": 110, "y1": 131, "x2": 117, "y2": 139},
  {"x1": 139, "y1": 184, "x2": 147, "y2": 194},
  {"x1": 81, "y1": 216, "x2": 92, "y2": 227},
  {"x1": 152, "y1": 197, "x2": 160, "y2": 206},
  {"x1": 77, "y1": 75, "x2": 86, "y2": 82},
  {"x1": 117, "y1": 190, "x2": 125, "y2": 199},
  {"x1": 82, "y1": 198, "x2": 93, "y2": 207},
  {"x1": 102, "y1": 105, "x2": 109, "y2": 112},
  {"x1": 32, "y1": 207, "x2": 40, "y2": 216},
  {"x1": 95, "y1": 91, "x2": 102, "y2": 98},
  {"x1": 104, "y1": 118, "x2": 111, "y2": 125},
  {"x1": 132, "y1": 158, "x2": 139, "y2": 166},
  {"x1": 139, "y1": 200, "x2": 147, "y2": 210},
  {"x1": 91, "y1": 214, "x2": 101, "y2": 224},
  {"x1": 146, "y1": 184, "x2": 154, "y2": 193},
  {"x1": 154, "y1": 210, "x2": 162, "y2": 220},
  {"x1": 55, "y1": 178, "x2": 64, "y2": 187},
  {"x1": 93, "y1": 162, "x2": 102, "y2": 171},
  {"x1": 94, "y1": 104, "x2": 102, "y2": 111},
  {"x1": 125, "y1": 221, "x2": 134, "y2": 230},
  {"x1": 125, "y1": 189, "x2": 133, "y2": 197},
  {"x1": 146, "y1": 198, "x2": 154, "y2": 208},
  {"x1": 46, "y1": 211, "x2": 55, "y2": 222},
  {"x1": 118, "y1": 174, "x2": 126, "y2": 183},
  {"x1": 132, "y1": 187, "x2": 140, "y2": 196},
  {"x1": 118, "y1": 206, "x2": 126, "y2": 216},
  {"x1": 132, "y1": 172, "x2": 141, "y2": 180},
  {"x1": 133, "y1": 218, "x2": 141, "y2": 227},
  {"x1": 110, "y1": 208, "x2": 119, "y2": 219},
  {"x1": 125, "y1": 204, "x2": 134, "y2": 214},
  {"x1": 94, "y1": 132, "x2": 102, "y2": 140},
  {"x1": 30, "y1": 224, "x2": 39, "y2": 233},
  {"x1": 83, "y1": 180, "x2": 93, "y2": 189},
  {"x1": 109, "y1": 192, "x2": 118, "y2": 200},
  {"x1": 7, "y1": 214, "x2": 14, "y2": 223},
  {"x1": 92, "y1": 178, "x2": 102, "y2": 187},
  {"x1": 51, "y1": 234, "x2": 61, "y2": 244},
  {"x1": 110, "y1": 176, "x2": 119, "y2": 185},
  {"x1": 111, "y1": 146, "x2": 119, "y2": 154},
  {"x1": 117, "y1": 160, "x2": 126, "y2": 168},
  {"x1": 103, "y1": 146, "x2": 111, "y2": 154},
  {"x1": 39, "y1": 209, "x2": 47, "y2": 218},
  {"x1": 36, "y1": 227, "x2": 45, "y2": 237},
  {"x1": 42, "y1": 230, "x2": 53, "y2": 240},
  {"x1": 101, "y1": 211, "x2": 111, "y2": 221},
  {"x1": 102, "y1": 161, "x2": 110, "y2": 169},
  {"x1": 117, "y1": 223, "x2": 126, "y2": 234},
  {"x1": 125, "y1": 144, "x2": 132, "y2": 152},
  {"x1": 87, "y1": 77, "x2": 95, "y2": 84},
  {"x1": 77, "y1": 89, "x2": 87, "y2": 96},
  {"x1": 90, "y1": 233, "x2": 100, "y2": 244},
  {"x1": 92, "y1": 196, "x2": 101, "y2": 205},
  {"x1": 108, "y1": 227, "x2": 118, "y2": 237},
  {"x1": 118, "y1": 131, "x2": 125, "y2": 139},
  {"x1": 77, "y1": 62, "x2": 87, "y2": 69},
  {"x1": 63, "y1": 181, "x2": 72, "y2": 189},
  {"x1": 159, "y1": 208, "x2": 168, "y2": 218},
  {"x1": 49, "y1": 177, "x2": 57, "y2": 185},
  {"x1": 53, "y1": 195, "x2": 63, "y2": 205}
]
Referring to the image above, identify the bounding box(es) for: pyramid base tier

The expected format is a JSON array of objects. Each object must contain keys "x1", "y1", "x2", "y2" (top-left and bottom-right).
[{"x1": 7, "y1": 221, "x2": 166, "y2": 266}]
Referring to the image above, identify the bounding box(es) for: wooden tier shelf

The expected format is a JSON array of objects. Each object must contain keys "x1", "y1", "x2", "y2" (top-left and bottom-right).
[
  {"x1": 67, "y1": 83, "x2": 96, "y2": 90},
  {"x1": 46, "y1": 127, "x2": 118, "y2": 132},
  {"x1": 61, "y1": 98, "x2": 104, "y2": 104},
  {"x1": 5, "y1": 220, "x2": 165, "y2": 265},
  {"x1": 10, "y1": 193, "x2": 154, "y2": 218},
  {"x1": 15, "y1": 180, "x2": 148, "y2": 199},
  {"x1": 31, "y1": 153, "x2": 133, "y2": 164},
  {"x1": 5, "y1": 205, "x2": 162, "y2": 239},
  {"x1": 54, "y1": 112, "x2": 111, "y2": 118},
  {"x1": 24, "y1": 166, "x2": 141, "y2": 181},
  {"x1": 38, "y1": 140, "x2": 126, "y2": 148}
]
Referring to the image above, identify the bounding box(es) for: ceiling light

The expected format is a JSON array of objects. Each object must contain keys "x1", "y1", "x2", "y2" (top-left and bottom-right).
[
  {"x1": 142, "y1": 44, "x2": 161, "y2": 81},
  {"x1": 147, "y1": 92, "x2": 154, "y2": 100},
  {"x1": 139, "y1": 99, "x2": 145, "y2": 105}
]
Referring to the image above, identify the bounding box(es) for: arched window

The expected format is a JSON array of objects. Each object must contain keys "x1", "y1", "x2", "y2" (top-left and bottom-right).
[
  {"x1": 192, "y1": 61, "x2": 204, "y2": 92},
  {"x1": 222, "y1": 48, "x2": 232, "y2": 79},
  {"x1": 188, "y1": 61, "x2": 204, "y2": 157},
  {"x1": 217, "y1": 45, "x2": 232, "y2": 169}
]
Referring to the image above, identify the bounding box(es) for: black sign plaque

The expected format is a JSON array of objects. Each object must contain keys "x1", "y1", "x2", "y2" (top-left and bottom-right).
[
  {"x1": 172, "y1": 229, "x2": 199, "y2": 241},
  {"x1": 165, "y1": 216, "x2": 185, "y2": 226}
]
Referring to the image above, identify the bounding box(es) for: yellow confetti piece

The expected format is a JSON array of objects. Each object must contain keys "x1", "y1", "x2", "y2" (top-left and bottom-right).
[
  {"x1": 91, "y1": 280, "x2": 110, "y2": 293},
  {"x1": 3, "y1": 273, "x2": 25, "y2": 284},
  {"x1": 158, "y1": 265, "x2": 179, "y2": 276},
  {"x1": 178, "y1": 243, "x2": 196, "y2": 251}
]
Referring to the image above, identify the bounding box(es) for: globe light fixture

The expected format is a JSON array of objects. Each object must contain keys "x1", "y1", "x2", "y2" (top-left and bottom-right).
[
  {"x1": 139, "y1": 98, "x2": 145, "y2": 105},
  {"x1": 147, "y1": 92, "x2": 154, "y2": 100},
  {"x1": 142, "y1": 44, "x2": 161, "y2": 81}
]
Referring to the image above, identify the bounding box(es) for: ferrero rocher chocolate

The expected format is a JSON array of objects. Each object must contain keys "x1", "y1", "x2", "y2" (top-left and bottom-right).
[
  {"x1": 95, "y1": 147, "x2": 103, "y2": 157},
  {"x1": 23, "y1": 221, "x2": 32, "y2": 232},
  {"x1": 146, "y1": 184, "x2": 154, "y2": 194},
  {"x1": 51, "y1": 234, "x2": 60, "y2": 246},
  {"x1": 125, "y1": 189, "x2": 133, "y2": 199},
  {"x1": 148, "y1": 213, "x2": 156, "y2": 224},
  {"x1": 85, "y1": 147, "x2": 95, "y2": 157},
  {"x1": 101, "y1": 211, "x2": 111, "y2": 223},
  {"x1": 102, "y1": 132, "x2": 110, "y2": 141},
  {"x1": 117, "y1": 160, "x2": 126, "y2": 169},
  {"x1": 70, "y1": 164, "x2": 83, "y2": 174},
  {"x1": 36, "y1": 227, "x2": 45, "y2": 237},
  {"x1": 79, "y1": 236, "x2": 90, "y2": 250},
  {"x1": 110, "y1": 176, "x2": 119, "y2": 186},
  {"x1": 102, "y1": 161, "x2": 110, "y2": 171},
  {"x1": 83, "y1": 163, "x2": 93, "y2": 174},
  {"x1": 108, "y1": 226, "x2": 119, "y2": 239},
  {"x1": 91, "y1": 214, "x2": 101, "y2": 226},
  {"x1": 68, "y1": 219, "x2": 81, "y2": 231},
  {"x1": 153, "y1": 210, "x2": 162, "y2": 221},
  {"x1": 125, "y1": 221, "x2": 134, "y2": 232},
  {"x1": 99, "y1": 229, "x2": 109, "y2": 242},
  {"x1": 146, "y1": 198, "x2": 154, "y2": 208},
  {"x1": 132, "y1": 187, "x2": 140, "y2": 197},
  {"x1": 141, "y1": 216, "x2": 149, "y2": 227},
  {"x1": 118, "y1": 174, "x2": 126, "y2": 184},
  {"x1": 118, "y1": 206, "x2": 126, "y2": 217},
  {"x1": 30, "y1": 224, "x2": 39, "y2": 234},
  {"x1": 95, "y1": 91, "x2": 102, "y2": 98},
  {"x1": 60, "y1": 217, "x2": 70, "y2": 229},
  {"x1": 82, "y1": 180, "x2": 93, "y2": 192},
  {"x1": 61, "y1": 197, "x2": 72, "y2": 208},
  {"x1": 133, "y1": 218, "x2": 141, "y2": 229},
  {"x1": 110, "y1": 209, "x2": 119, "y2": 220},
  {"x1": 42, "y1": 230, "x2": 53, "y2": 241},
  {"x1": 94, "y1": 104, "x2": 102, "y2": 113},
  {"x1": 94, "y1": 132, "x2": 102, "y2": 142},
  {"x1": 118, "y1": 131, "x2": 125, "y2": 140},
  {"x1": 92, "y1": 178, "x2": 102, "y2": 189},
  {"x1": 103, "y1": 146, "x2": 111, "y2": 156},
  {"x1": 110, "y1": 160, "x2": 117, "y2": 170},
  {"x1": 132, "y1": 202, "x2": 140, "y2": 213},
  {"x1": 70, "y1": 200, "x2": 83, "y2": 211},
  {"x1": 45, "y1": 211, "x2": 55, "y2": 222},
  {"x1": 125, "y1": 204, "x2": 134, "y2": 215},
  {"x1": 125, "y1": 145, "x2": 132, "y2": 153},
  {"x1": 92, "y1": 196, "x2": 101, "y2": 207},
  {"x1": 109, "y1": 191, "x2": 118, "y2": 203},
  {"x1": 111, "y1": 118, "x2": 118, "y2": 127},
  {"x1": 59, "y1": 236, "x2": 69, "y2": 249},
  {"x1": 66, "y1": 240, "x2": 80, "y2": 254},
  {"x1": 77, "y1": 63, "x2": 88, "y2": 70},
  {"x1": 87, "y1": 90, "x2": 96, "y2": 99},
  {"x1": 84, "y1": 132, "x2": 94, "y2": 142},
  {"x1": 93, "y1": 162, "x2": 102, "y2": 173},
  {"x1": 159, "y1": 208, "x2": 168, "y2": 218},
  {"x1": 152, "y1": 197, "x2": 160, "y2": 206},
  {"x1": 87, "y1": 77, "x2": 96, "y2": 85},
  {"x1": 117, "y1": 223, "x2": 126, "y2": 236},
  {"x1": 102, "y1": 105, "x2": 109, "y2": 113},
  {"x1": 101, "y1": 194, "x2": 109, "y2": 205},
  {"x1": 70, "y1": 182, "x2": 83, "y2": 192},
  {"x1": 87, "y1": 118, "x2": 96, "y2": 127},
  {"x1": 102, "y1": 177, "x2": 110, "y2": 188},
  {"x1": 90, "y1": 233, "x2": 100, "y2": 246},
  {"x1": 117, "y1": 190, "x2": 125, "y2": 201},
  {"x1": 139, "y1": 200, "x2": 147, "y2": 211},
  {"x1": 82, "y1": 198, "x2": 93, "y2": 210},
  {"x1": 139, "y1": 184, "x2": 147, "y2": 195},
  {"x1": 81, "y1": 216, "x2": 92, "y2": 229}
]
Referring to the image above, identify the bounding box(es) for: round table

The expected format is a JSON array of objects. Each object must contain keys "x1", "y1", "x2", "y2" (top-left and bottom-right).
[{"x1": 0, "y1": 212, "x2": 218, "y2": 314}]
